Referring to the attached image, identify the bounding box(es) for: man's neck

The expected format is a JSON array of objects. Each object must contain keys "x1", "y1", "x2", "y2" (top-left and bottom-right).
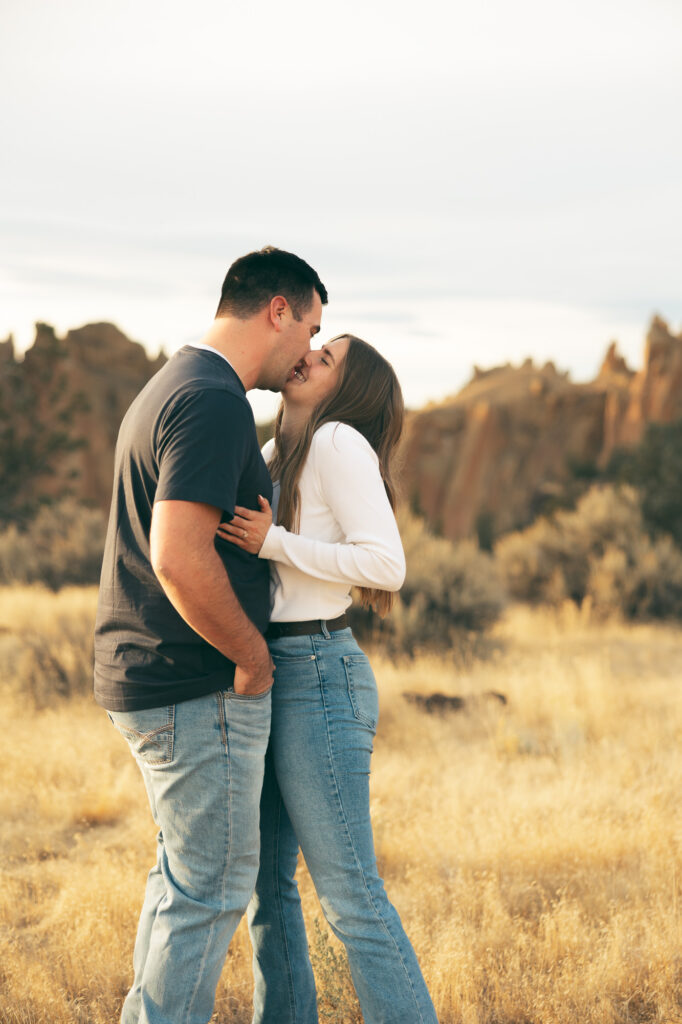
[{"x1": 198, "y1": 317, "x2": 267, "y2": 392}]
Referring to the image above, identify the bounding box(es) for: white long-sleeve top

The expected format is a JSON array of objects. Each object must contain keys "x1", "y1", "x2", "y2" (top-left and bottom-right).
[{"x1": 259, "y1": 421, "x2": 406, "y2": 622}]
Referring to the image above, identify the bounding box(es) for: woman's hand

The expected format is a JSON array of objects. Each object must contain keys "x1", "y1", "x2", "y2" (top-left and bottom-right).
[{"x1": 216, "y1": 495, "x2": 273, "y2": 555}]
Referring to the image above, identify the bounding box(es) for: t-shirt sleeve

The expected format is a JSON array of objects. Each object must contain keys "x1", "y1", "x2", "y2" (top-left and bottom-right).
[{"x1": 154, "y1": 388, "x2": 252, "y2": 516}]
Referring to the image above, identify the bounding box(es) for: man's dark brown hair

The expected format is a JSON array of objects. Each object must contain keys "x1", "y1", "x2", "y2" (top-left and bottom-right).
[{"x1": 216, "y1": 246, "x2": 328, "y2": 321}]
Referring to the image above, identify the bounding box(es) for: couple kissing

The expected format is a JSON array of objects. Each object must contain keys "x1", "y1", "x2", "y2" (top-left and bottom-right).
[{"x1": 94, "y1": 245, "x2": 437, "y2": 1024}]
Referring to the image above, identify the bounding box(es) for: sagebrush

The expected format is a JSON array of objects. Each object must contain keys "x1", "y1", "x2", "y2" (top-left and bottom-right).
[
  {"x1": 0, "y1": 499, "x2": 106, "y2": 589},
  {"x1": 350, "y1": 508, "x2": 507, "y2": 656},
  {"x1": 496, "y1": 484, "x2": 682, "y2": 619}
]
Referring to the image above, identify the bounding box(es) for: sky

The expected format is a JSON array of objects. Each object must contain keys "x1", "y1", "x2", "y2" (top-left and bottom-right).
[{"x1": 2, "y1": 0, "x2": 681, "y2": 421}]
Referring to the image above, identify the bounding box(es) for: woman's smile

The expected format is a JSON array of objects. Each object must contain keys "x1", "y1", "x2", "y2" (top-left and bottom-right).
[{"x1": 283, "y1": 336, "x2": 350, "y2": 407}]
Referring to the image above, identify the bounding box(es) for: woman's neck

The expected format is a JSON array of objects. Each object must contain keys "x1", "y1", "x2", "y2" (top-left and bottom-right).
[{"x1": 279, "y1": 403, "x2": 309, "y2": 453}]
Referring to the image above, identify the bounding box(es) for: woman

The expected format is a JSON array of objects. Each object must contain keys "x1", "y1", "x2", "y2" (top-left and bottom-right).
[{"x1": 218, "y1": 334, "x2": 438, "y2": 1024}]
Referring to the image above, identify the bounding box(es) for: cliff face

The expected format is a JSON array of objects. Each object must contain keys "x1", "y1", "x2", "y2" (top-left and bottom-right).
[
  {"x1": 601, "y1": 316, "x2": 682, "y2": 452},
  {"x1": 3, "y1": 316, "x2": 681, "y2": 537},
  {"x1": 400, "y1": 317, "x2": 682, "y2": 540},
  {"x1": 1, "y1": 322, "x2": 165, "y2": 513},
  {"x1": 47, "y1": 323, "x2": 165, "y2": 508}
]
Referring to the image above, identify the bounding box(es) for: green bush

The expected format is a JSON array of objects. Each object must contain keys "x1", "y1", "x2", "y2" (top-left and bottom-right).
[
  {"x1": 606, "y1": 417, "x2": 682, "y2": 548},
  {"x1": 588, "y1": 535, "x2": 682, "y2": 620},
  {"x1": 350, "y1": 509, "x2": 507, "y2": 657},
  {"x1": 495, "y1": 484, "x2": 682, "y2": 620},
  {"x1": 0, "y1": 499, "x2": 106, "y2": 589}
]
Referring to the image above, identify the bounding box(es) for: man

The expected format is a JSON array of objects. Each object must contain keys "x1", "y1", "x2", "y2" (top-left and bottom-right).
[{"x1": 94, "y1": 246, "x2": 327, "y2": 1024}]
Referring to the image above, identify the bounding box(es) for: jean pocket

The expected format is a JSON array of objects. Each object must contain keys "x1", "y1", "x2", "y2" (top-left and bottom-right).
[
  {"x1": 269, "y1": 642, "x2": 318, "y2": 664},
  {"x1": 342, "y1": 654, "x2": 379, "y2": 730},
  {"x1": 109, "y1": 705, "x2": 175, "y2": 766},
  {"x1": 226, "y1": 684, "x2": 274, "y2": 702}
]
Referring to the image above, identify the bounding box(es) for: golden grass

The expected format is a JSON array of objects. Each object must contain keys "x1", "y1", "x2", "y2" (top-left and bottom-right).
[{"x1": 1, "y1": 587, "x2": 681, "y2": 1023}]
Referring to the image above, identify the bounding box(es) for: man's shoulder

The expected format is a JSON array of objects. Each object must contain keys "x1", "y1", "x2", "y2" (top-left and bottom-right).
[
  {"x1": 129, "y1": 347, "x2": 247, "y2": 415},
  {"x1": 158, "y1": 355, "x2": 254, "y2": 429},
  {"x1": 169, "y1": 347, "x2": 248, "y2": 401},
  {"x1": 169, "y1": 377, "x2": 251, "y2": 415},
  {"x1": 119, "y1": 348, "x2": 257, "y2": 461}
]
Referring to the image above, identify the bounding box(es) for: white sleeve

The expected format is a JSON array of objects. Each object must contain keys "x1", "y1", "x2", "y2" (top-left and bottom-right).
[
  {"x1": 261, "y1": 437, "x2": 275, "y2": 461},
  {"x1": 259, "y1": 424, "x2": 406, "y2": 590}
]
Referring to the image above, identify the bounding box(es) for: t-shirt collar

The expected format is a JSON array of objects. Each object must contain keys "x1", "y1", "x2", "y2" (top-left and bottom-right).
[{"x1": 186, "y1": 341, "x2": 236, "y2": 373}]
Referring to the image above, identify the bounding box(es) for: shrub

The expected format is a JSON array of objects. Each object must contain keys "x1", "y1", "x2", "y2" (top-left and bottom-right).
[
  {"x1": 496, "y1": 486, "x2": 643, "y2": 604},
  {"x1": 588, "y1": 535, "x2": 682, "y2": 620},
  {"x1": 495, "y1": 484, "x2": 682, "y2": 620},
  {"x1": 0, "y1": 499, "x2": 106, "y2": 589},
  {"x1": 0, "y1": 585, "x2": 98, "y2": 706},
  {"x1": 350, "y1": 509, "x2": 507, "y2": 657},
  {"x1": 606, "y1": 416, "x2": 682, "y2": 548},
  {"x1": 309, "y1": 918, "x2": 361, "y2": 1023}
]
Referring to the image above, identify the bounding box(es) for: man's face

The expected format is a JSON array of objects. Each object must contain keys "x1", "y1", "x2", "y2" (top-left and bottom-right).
[{"x1": 263, "y1": 290, "x2": 323, "y2": 392}]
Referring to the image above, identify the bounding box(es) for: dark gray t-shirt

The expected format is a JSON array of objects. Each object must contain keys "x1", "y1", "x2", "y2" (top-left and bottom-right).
[{"x1": 94, "y1": 346, "x2": 272, "y2": 712}]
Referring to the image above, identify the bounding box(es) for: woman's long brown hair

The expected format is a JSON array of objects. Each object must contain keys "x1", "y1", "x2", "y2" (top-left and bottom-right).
[{"x1": 268, "y1": 334, "x2": 404, "y2": 616}]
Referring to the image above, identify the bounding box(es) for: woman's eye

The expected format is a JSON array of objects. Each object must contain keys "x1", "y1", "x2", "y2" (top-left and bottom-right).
[{"x1": 321, "y1": 357, "x2": 329, "y2": 365}]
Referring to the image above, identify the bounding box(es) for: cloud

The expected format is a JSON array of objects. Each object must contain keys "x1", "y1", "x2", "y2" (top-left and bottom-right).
[{"x1": 1, "y1": 0, "x2": 680, "y2": 416}]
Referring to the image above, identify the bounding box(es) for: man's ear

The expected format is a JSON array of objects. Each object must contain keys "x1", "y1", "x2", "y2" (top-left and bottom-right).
[{"x1": 269, "y1": 295, "x2": 288, "y2": 331}]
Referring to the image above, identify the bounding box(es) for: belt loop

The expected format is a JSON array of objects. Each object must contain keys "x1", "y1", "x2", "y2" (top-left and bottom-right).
[{"x1": 320, "y1": 619, "x2": 331, "y2": 639}]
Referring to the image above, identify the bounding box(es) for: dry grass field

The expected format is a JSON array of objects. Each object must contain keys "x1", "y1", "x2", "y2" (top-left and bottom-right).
[{"x1": 1, "y1": 585, "x2": 681, "y2": 1023}]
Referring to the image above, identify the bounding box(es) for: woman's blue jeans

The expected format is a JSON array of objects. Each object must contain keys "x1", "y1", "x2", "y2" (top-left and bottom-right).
[{"x1": 247, "y1": 626, "x2": 438, "y2": 1024}]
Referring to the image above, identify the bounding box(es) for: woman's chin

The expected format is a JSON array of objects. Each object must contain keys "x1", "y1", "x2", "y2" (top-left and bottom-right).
[{"x1": 282, "y1": 384, "x2": 309, "y2": 405}]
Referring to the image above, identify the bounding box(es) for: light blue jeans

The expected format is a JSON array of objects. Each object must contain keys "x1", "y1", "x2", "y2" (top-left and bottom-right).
[
  {"x1": 247, "y1": 627, "x2": 438, "y2": 1024},
  {"x1": 109, "y1": 686, "x2": 272, "y2": 1024}
]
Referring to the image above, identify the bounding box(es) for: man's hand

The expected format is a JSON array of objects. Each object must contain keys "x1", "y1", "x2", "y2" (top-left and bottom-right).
[{"x1": 233, "y1": 650, "x2": 275, "y2": 696}]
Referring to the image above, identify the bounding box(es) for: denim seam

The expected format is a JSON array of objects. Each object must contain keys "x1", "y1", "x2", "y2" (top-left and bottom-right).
[
  {"x1": 121, "y1": 729, "x2": 172, "y2": 766},
  {"x1": 342, "y1": 656, "x2": 378, "y2": 731},
  {"x1": 228, "y1": 684, "x2": 274, "y2": 701},
  {"x1": 119, "y1": 723, "x2": 170, "y2": 741},
  {"x1": 273, "y1": 791, "x2": 298, "y2": 1022},
  {"x1": 167, "y1": 704, "x2": 175, "y2": 762},
  {"x1": 217, "y1": 690, "x2": 228, "y2": 750},
  {"x1": 116, "y1": 704, "x2": 176, "y2": 766},
  {"x1": 314, "y1": 641, "x2": 427, "y2": 1023},
  {"x1": 182, "y1": 694, "x2": 230, "y2": 1022}
]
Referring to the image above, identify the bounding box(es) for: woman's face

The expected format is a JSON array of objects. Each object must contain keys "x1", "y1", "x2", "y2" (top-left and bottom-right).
[{"x1": 282, "y1": 335, "x2": 350, "y2": 411}]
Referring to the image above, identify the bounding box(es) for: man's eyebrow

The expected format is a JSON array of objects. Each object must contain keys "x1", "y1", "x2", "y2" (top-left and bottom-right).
[{"x1": 322, "y1": 345, "x2": 335, "y2": 365}]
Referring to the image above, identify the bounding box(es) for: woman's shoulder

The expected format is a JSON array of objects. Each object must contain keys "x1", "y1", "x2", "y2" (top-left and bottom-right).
[
  {"x1": 311, "y1": 421, "x2": 378, "y2": 463},
  {"x1": 261, "y1": 437, "x2": 276, "y2": 461}
]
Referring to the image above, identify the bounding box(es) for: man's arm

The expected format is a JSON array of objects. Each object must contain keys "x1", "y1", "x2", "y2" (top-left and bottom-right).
[{"x1": 150, "y1": 499, "x2": 272, "y2": 695}]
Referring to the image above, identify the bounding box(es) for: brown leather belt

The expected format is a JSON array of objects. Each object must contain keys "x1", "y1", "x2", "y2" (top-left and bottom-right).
[{"x1": 265, "y1": 614, "x2": 348, "y2": 640}]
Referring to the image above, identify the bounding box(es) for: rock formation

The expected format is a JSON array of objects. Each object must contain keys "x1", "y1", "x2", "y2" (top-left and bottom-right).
[
  {"x1": 1, "y1": 322, "x2": 165, "y2": 514},
  {"x1": 400, "y1": 317, "x2": 682, "y2": 541},
  {"x1": 2, "y1": 316, "x2": 681, "y2": 539}
]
